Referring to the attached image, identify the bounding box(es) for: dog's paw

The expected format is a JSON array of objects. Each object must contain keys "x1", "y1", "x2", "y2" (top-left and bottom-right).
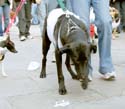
[
  {"x1": 59, "y1": 87, "x2": 67, "y2": 95},
  {"x1": 81, "y1": 82, "x2": 88, "y2": 89},
  {"x1": 40, "y1": 73, "x2": 46, "y2": 78}
]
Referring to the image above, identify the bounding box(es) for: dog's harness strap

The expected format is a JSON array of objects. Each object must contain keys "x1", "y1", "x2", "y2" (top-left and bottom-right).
[{"x1": 66, "y1": 16, "x2": 81, "y2": 36}]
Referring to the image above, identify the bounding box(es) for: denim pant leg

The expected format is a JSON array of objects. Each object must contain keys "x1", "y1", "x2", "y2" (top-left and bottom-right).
[
  {"x1": 37, "y1": 0, "x2": 47, "y2": 34},
  {"x1": 66, "y1": 0, "x2": 93, "y2": 76},
  {"x1": 47, "y1": 0, "x2": 57, "y2": 12},
  {"x1": 37, "y1": 0, "x2": 58, "y2": 35},
  {"x1": 0, "y1": 7, "x2": 3, "y2": 35},
  {"x1": 3, "y1": 3, "x2": 10, "y2": 32},
  {"x1": 92, "y1": 0, "x2": 115, "y2": 74},
  {"x1": 31, "y1": 3, "x2": 39, "y2": 25}
]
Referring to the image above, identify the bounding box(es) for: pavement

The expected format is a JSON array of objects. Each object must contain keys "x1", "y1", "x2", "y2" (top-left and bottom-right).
[{"x1": 0, "y1": 24, "x2": 125, "y2": 109}]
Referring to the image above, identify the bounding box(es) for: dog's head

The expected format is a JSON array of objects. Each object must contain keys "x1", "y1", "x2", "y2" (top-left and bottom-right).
[
  {"x1": 109, "y1": 7, "x2": 120, "y2": 22},
  {"x1": 0, "y1": 35, "x2": 18, "y2": 54},
  {"x1": 60, "y1": 41, "x2": 97, "y2": 83}
]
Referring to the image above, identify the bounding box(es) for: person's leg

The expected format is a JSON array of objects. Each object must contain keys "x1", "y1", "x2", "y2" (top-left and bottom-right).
[
  {"x1": 47, "y1": 0, "x2": 58, "y2": 12},
  {"x1": 0, "y1": 7, "x2": 3, "y2": 36},
  {"x1": 92, "y1": 0, "x2": 115, "y2": 74},
  {"x1": 65, "y1": 0, "x2": 73, "y2": 12},
  {"x1": 25, "y1": 0, "x2": 32, "y2": 37},
  {"x1": 3, "y1": 3, "x2": 10, "y2": 33},
  {"x1": 121, "y1": 1, "x2": 125, "y2": 31},
  {"x1": 68, "y1": 0, "x2": 91, "y2": 29},
  {"x1": 37, "y1": 0, "x2": 47, "y2": 35},
  {"x1": 17, "y1": 2, "x2": 26, "y2": 38},
  {"x1": 31, "y1": 3, "x2": 39, "y2": 25}
]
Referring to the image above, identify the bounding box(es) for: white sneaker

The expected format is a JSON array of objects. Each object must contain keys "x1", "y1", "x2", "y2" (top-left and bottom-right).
[
  {"x1": 27, "y1": 35, "x2": 33, "y2": 39},
  {"x1": 102, "y1": 72, "x2": 116, "y2": 80},
  {"x1": 20, "y1": 36, "x2": 26, "y2": 41},
  {"x1": 88, "y1": 74, "x2": 92, "y2": 81}
]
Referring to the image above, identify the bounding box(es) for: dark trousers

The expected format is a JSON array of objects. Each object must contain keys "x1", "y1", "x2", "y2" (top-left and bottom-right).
[
  {"x1": 16, "y1": 0, "x2": 32, "y2": 37},
  {"x1": 112, "y1": 1, "x2": 125, "y2": 31}
]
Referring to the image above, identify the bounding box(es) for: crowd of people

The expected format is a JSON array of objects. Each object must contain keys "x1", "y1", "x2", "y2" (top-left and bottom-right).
[{"x1": 0, "y1": 0, "x2": 125, "y2": 81}]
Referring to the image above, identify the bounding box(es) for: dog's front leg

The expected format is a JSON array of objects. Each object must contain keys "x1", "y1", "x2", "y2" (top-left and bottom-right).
[
  {"x1": 55, "y1": 49, "x2": 67, "y2": 95},
  {"x1": 65, "y1": 54, "x2": 79, "y2": 80},
  {"x1": 1, "y1": 62, "x2": 8, "y2": 77}
]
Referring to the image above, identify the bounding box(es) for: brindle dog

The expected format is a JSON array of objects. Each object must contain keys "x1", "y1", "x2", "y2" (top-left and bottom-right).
[{"x1": 40, "y1": 9, "x2": 97, "y2": 95}]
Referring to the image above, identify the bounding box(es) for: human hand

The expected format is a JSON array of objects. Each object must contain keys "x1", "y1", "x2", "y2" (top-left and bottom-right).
[{"x1": 10, "y1": 10, "x2": 16, "y2": 19}]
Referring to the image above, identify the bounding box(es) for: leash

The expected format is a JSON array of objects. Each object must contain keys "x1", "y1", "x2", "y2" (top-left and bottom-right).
[
  {"x1": 57, "y1": 0, "x2": 66, "y2": 11},
  {"x1": 5, "y1": 0, "x2": 26, "y2": 33}
]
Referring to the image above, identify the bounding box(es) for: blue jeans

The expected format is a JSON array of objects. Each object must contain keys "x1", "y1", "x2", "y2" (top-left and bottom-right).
[
  {"x1": 31, "y1": 3, "x2": 39, "y2": 25},
  {"x1": 66, "y1": 0, "x2": 114, "y2": 74},
  {"x1": 0, "y1": 3, "x2": 10, "y2": 36},
  {"x1": 37, "y1": 0, "x2": 58, "y2": 33}
]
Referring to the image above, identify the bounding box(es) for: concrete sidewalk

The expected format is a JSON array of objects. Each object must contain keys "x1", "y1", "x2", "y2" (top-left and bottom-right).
[{"x1": 0, "y1": 25, "x2": 125, "y2": 109}]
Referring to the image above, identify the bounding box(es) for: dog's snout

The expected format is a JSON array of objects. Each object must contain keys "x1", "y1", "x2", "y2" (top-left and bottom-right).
[{"x1": 13, "y1": 50, "x2": 18, "y2": 53}]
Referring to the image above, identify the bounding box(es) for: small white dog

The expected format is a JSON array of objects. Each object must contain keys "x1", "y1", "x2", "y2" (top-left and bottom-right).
[{"x1": 0, "y1": 35, "x2": 17, "y2": 77}]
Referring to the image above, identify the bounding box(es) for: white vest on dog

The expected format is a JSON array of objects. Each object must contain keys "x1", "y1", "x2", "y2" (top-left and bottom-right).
[{"x1": 47, "y1": 8, "x2": 79, "y2": 48}]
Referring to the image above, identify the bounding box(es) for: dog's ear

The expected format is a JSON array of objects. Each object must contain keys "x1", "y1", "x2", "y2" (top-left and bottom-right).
[
  {"x1": 6, "y1": 37, "x2": 18, "y2": 53},
  {"x1": 59, "y1": 44, "x2": 71, "y2": 54},
  {"x1": 90, "y1": 43, "x2": 97, "y2": 53}
]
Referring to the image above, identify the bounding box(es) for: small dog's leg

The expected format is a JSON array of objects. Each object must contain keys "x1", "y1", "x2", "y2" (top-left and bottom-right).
[{"x1": 1, "y1": 62, "x2": 8, "y2": 77}]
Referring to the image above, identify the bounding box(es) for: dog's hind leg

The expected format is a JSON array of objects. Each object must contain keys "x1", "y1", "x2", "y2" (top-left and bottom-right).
[
  {"x1": 40, "y1": 17, "x2": 51, "y2": 78},
  {"x1": 40, "y1": 31, "x2": 51, "y2": 78},
  {"x1": 65, "y1": 54, "x2": 79, "y2": 80}
]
